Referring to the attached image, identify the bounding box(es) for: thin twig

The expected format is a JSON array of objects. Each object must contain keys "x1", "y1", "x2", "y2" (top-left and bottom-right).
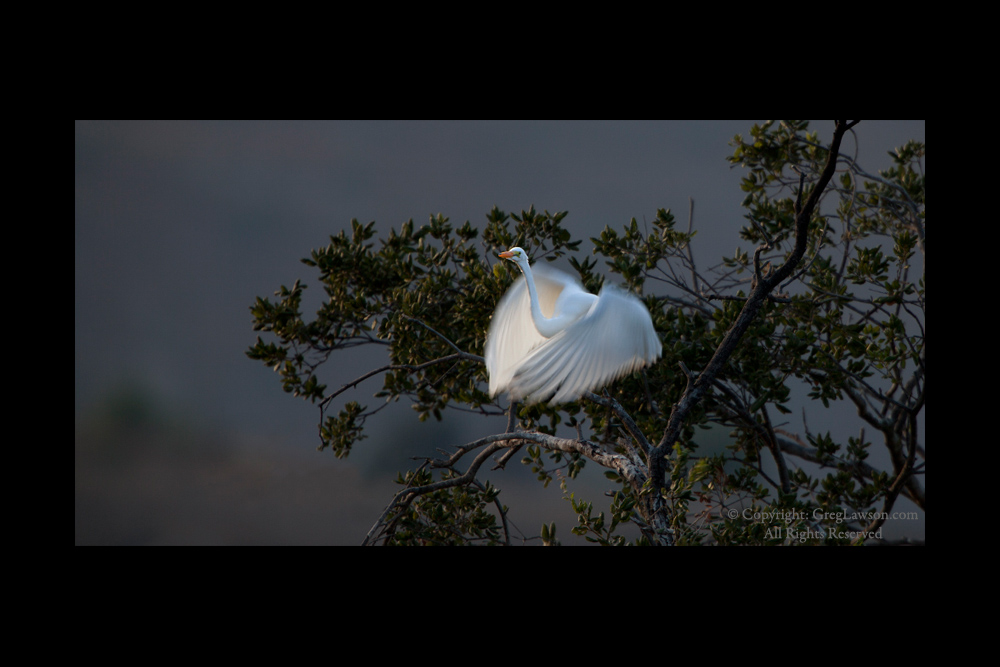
[
  {"x1": 319, "y1": 352, "x2": 482, "y2": 409},
  {"x1": 584, "y1": 391, "x2": 652, "y2": 458},
  {"x1": 400, "y1": 314, "x2": 465, "y2": 355},
  {"x1": 686, "y1": 197, "x2": 700, "y2": 292}
]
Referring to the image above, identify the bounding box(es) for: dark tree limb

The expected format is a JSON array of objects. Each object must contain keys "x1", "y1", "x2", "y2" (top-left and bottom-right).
[
  {"x1": 647, "y1": 121, "x2": 861, "y2": 524},
  {"x1": 362, "y1": 429, "x2": 651, "y2": 545}
]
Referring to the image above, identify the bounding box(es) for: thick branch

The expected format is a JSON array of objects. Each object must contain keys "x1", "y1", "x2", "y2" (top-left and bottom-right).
[
  {"x1": 362, "y1": 430, "x2": 650, "y2": 546},
  {"x1": 649, "y1": 121, "x2": 859, "y2": 492}
]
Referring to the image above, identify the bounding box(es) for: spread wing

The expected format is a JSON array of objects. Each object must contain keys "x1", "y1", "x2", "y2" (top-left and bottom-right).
[
  {"x1": 504, "y1": 282, "x2": 661, "y2": 404},
  {"x1": 485, "y1": 264, "x2": 581, "y2": 398}
]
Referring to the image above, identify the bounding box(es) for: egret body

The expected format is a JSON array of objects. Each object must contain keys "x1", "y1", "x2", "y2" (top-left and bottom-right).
[{"x1": 485, "y1": 247, "x2": 661, "y2": 405}]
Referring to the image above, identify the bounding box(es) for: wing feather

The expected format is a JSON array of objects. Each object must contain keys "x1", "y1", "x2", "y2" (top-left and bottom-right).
[
  {"x1": 485, "y1": 264, "x2": 579, "y2": 397},
  {"x1": 507, "y1": 283, "x2": 661, "y2": 404},
  {"x1": 486, "y1": 264, "x2": 661, "y2": 405}
]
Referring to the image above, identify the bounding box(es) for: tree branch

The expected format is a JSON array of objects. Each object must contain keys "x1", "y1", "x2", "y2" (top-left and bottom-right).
[
  {"x1": 585, "y1": 391, "x2": 652, "y2": 458},
  {"x1": 362, "y1": 429, "x2": 652, "y2": 546},
  {"x1": 319, "y1": 352, "x2": 483, "y2": 409},
  {"x1": 400, "y1": 314, "x2": 466, "y2": 355},
  {"x1": 649, "y1": 121, "x2": 859, "y2": 500}
]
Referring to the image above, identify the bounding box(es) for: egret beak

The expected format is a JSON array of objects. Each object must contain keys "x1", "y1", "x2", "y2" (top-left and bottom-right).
[{"x1": 499, "y1": 251, "x2": 514, "y2": 259}]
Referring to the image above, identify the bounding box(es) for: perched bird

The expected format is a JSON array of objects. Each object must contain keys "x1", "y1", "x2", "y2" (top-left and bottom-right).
[{"x1": 485, "y1": 247, "x2": 661, "y2": 405}]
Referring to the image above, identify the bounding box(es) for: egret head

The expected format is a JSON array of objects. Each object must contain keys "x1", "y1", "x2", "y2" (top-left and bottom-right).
[{"x1": 498, "y1": 247, "x2": 528, "y2": 265}]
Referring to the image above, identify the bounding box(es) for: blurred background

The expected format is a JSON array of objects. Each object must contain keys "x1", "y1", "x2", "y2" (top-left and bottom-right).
[{"x1": 75, "y1": 120, "x2": 925, "y2": 545}]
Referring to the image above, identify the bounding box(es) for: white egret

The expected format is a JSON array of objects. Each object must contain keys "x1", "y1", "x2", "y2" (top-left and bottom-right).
[{"x1": 485, "y1": 247, "x2": 661, "y2": 405}]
